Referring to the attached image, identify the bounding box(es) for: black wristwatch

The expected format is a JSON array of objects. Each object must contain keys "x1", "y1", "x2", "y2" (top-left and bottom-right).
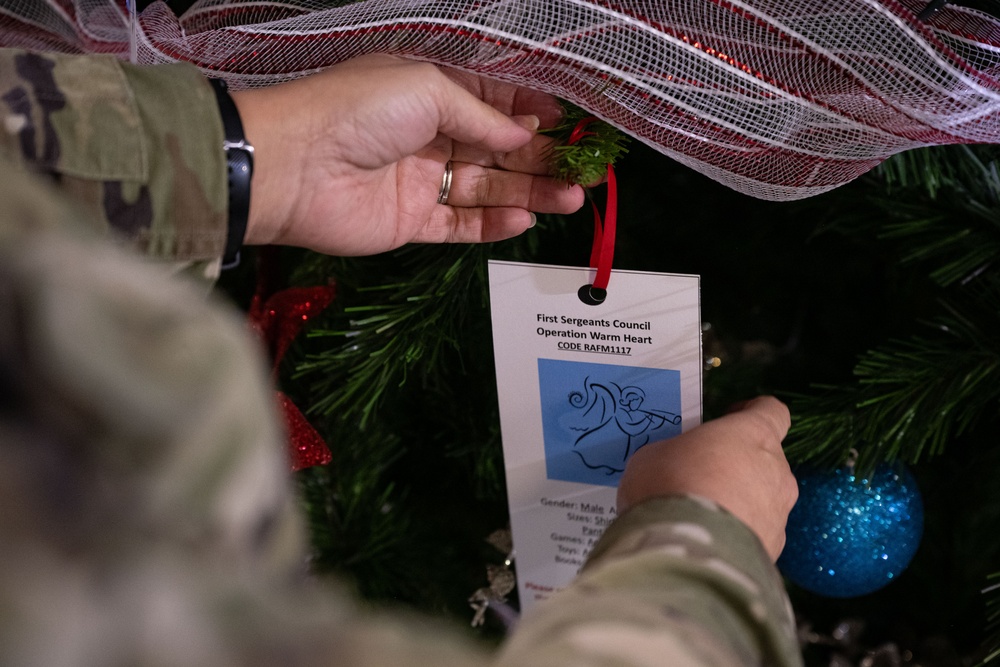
[{"x1": 209, "y1": 78, "x2": 254, "y2": 269}]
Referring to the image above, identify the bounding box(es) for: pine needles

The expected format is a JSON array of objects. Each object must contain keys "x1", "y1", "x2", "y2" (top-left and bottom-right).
[
  {"x1": 294, "y1": 244, "x2": 487, "y2": 429},
  {"x1": 787, "y1": 145, "x2": 1000, "y2": 472},
  {"x1": 545, "y1": 104, "x2": 631, "y2": 185},
  {"x1": 287, "y1": 244, "x2": 507, "y2": 608},
  {"x1": 786, "y1": 299, "x2": 1000, "y2": 472},
  {"x1": 876, "y1": 146, "x2": 1000, "y2": 287}
]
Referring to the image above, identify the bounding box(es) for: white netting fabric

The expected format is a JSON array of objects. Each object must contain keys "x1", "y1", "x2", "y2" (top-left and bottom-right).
[{"x1": 2, "y1": 0, "x2": 999, "y2": 199}]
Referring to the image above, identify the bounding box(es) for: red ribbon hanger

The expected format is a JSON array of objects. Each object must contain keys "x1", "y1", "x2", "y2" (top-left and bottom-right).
[{"x1": 567, "y1": 117, "x2": 617, "y2": 300}]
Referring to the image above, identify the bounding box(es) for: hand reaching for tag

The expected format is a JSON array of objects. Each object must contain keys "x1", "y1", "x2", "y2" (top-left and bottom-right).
[
  {"x1": 231, "y1": 53, "x2": 586, "y2": 257},
  {"x1": 617, "y1": 396, "x2": 798, "y2": 561}
]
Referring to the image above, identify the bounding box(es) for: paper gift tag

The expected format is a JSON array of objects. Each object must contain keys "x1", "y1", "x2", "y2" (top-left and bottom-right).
[{"x1": 488, "y1": 260, "x2": 702, "y2": 610}]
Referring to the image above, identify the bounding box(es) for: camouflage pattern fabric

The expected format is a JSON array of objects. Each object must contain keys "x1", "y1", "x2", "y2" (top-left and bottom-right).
[
  {"x1": 499, "y1": 497, "x2": 802, "y2": 667},
  {"x1": 0, "y1": 47, "x2": 227, "y2": 280},
  {"x1": 0, "y1": 47, "x2": 803, "y2": 667}
]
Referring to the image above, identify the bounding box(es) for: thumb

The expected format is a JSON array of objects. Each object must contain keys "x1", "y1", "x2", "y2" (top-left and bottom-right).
[{"x1": 435, "y1": 79, "x2": 538, "y2": 152}]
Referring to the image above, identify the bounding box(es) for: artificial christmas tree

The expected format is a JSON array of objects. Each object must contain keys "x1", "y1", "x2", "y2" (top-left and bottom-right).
[
  {"x1": 282, "y1": 140, "x2": 1000, "y2": 665},
  {"x1": 5, "y1": 0, "x2": 1000, "y2": 663}
]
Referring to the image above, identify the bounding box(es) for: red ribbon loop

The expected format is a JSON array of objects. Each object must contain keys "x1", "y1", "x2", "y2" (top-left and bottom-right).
[
  {"x1": 589, "y1": 164, "x2": 617, "y2": 291},
  {"x1": 567, "y1": 117, "x2": 617, "y2": 292}
]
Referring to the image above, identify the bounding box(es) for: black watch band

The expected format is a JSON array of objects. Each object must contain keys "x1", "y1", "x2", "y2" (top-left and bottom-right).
[{"x1": 209, "y1": 78, "x2": 253, "y2": 269}]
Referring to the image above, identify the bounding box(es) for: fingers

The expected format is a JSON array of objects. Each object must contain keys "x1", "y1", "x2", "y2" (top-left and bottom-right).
[
  {"x1": 434, "y1": 76, "x2": 538, "y2": 153},
  {"x1": 441, "y1": 67, "x2": 565, "y2": 129},
  {"x1": 729, "y1": 395, "x2": 792, "y2": 448},
  {"x1": 417, "y1": 161, "x2": 585, "y2": 245},
  {"x1": 413, "y1": 206, "x2": 537, "y2": 245},
  {"x1": 443, "y1": 162, "x2": 585, "y2": 212},
  {"x1": 452, "y1": 132, "x2": 560, "y2": 176},
  {"x1": 509, "y1": 86, "x2": 565, "y2": 129},
  {"x1": 616, "y1": 395, "x2": 797, "y2": 561}
]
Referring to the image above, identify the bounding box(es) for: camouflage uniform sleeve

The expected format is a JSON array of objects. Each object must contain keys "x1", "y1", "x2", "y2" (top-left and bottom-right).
[
  {"x1": 0, "y1": 47, "x2": 227, "y2": 277},
  {"x1": 497, "y1": 496, "x2": 803, "y2": 667},
  {"x1": 0, "y1": 91, "x2": 800, "y2": 667},
  {"x1": 0, "y1": 144, "x2": 802, "y2": 665},
  {"x1": 0, "y1": 159, "x2": 498, "y2": 667}
]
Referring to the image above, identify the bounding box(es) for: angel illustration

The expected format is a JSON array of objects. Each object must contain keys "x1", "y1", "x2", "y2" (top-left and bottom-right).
[{"x1": 565, "y1": 378, "x2": 680, "y2": 474}]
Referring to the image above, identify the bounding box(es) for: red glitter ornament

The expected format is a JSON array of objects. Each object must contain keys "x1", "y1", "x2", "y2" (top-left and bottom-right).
[
  {"x1": 248, "y1": 261, "x2": 336, "y2": 472},
  {"x1": 277, "y1": 392, "x2": 334, "y2": 470}
]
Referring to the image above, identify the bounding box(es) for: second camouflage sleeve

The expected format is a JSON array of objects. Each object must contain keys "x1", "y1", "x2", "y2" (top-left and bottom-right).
[
  {"x1": 0, "y1": 47, "x2": 227, "y2": 264},
  {"x1": 497, "y1": 496, "x2": 804, "y2": 667}
]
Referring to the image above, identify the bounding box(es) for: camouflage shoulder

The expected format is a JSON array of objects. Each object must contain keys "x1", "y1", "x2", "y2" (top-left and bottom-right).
[{"x1": 0, "y1": 154, "x2": 304, "y2": 581}]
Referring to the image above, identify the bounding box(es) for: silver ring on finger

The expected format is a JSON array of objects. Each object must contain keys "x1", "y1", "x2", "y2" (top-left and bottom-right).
[{"x1": 437, "y1": 160, "x2": 454, "y2": 205}]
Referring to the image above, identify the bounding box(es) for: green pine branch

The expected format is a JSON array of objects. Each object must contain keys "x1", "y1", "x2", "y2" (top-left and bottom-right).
[
  {"x1": 297, "y1": 441, "x2": 424, "y2": 599},
  {"x1": 786, "y1": 292, "x2": 1000, "y2": 473},
  {"x1": 862, "y1": 146, "x2": 1000, "y2": 287},
  {"x1": 544, "y1": 104, "x2": 631, "y2": 185},
  {"x1": 879, "y1": 210, "x2": 1000, "y2": 288},
  {"x1": 787, "y1": 145, "x2": 1000, "y2": 473},
  {"x1": 814, "y1": 156, "x2": 1000, "y2": 288},
  {"x1": 292, "y1": 244, "x2": 488, "y2": 429},
  {"x1": 878, "y1": 145, "x2": 1000, "y2": 202}
]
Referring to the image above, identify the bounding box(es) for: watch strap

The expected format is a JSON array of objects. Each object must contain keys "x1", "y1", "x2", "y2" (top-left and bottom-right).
[{"x1": 209, "y1": 78, "x2": 253, "y2": 269}]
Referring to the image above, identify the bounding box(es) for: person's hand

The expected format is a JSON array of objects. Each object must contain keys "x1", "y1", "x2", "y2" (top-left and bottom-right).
[
  {"x1": 617, "y1": 396, "x2": 798, "y2": 560},
  {"x1": 230, "y1": 54, "x2": 585, "y2": 256}
]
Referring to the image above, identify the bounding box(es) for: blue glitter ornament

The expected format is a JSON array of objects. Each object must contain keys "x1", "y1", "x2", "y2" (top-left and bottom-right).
[{"x1": 778, "y1": 463, "x2": 923, "y2": 598}]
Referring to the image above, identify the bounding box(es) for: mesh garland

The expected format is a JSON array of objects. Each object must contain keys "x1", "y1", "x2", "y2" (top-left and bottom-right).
[{"x1": 1, "y1": 0, "x2": 999, "y2": 200}]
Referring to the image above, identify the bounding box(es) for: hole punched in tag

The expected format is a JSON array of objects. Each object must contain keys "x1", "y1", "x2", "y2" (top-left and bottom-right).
[{"x1": 578, "y1": 284, "x2": 607, "y2": 306}]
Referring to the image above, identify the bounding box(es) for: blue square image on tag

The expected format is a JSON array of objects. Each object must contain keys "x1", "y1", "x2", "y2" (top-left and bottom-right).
[{"x1": 538, "y1": 358, "x2": 682, "y2": 488}]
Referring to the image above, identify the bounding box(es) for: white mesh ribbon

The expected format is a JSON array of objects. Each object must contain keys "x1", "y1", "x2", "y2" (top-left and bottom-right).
[{"x1": 2, "y1": 0, "x2": 999, "y2": 199}]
